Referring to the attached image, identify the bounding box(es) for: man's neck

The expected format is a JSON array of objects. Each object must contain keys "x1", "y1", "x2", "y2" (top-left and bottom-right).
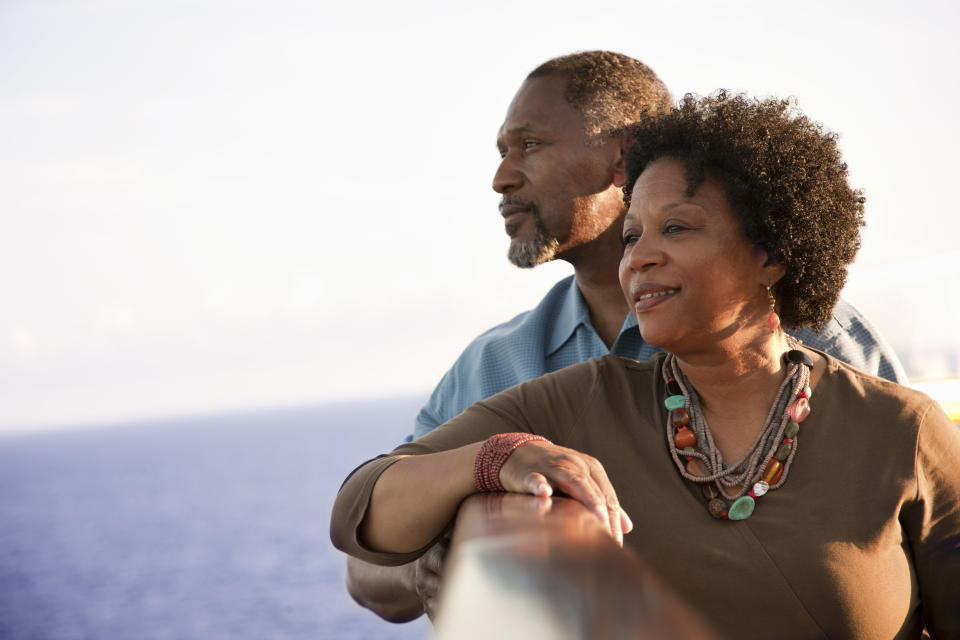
[{"x1": 568, "y1": 227, "x2": 630, "y2": 349}]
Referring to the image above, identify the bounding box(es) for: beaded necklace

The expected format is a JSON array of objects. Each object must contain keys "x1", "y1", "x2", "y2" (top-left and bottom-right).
[{"x1": 662, "y1": 347, "x2": 813, "y2": 521}]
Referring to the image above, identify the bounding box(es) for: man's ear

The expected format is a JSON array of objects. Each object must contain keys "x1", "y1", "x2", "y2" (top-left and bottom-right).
[{"x1": 611, "y1": 142, "x2": 627, "y2": 188}]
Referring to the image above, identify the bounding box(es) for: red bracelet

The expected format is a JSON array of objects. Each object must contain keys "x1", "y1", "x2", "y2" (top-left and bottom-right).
[{"x1": 474, "y1": 432, "x2": 550, "y2": 492}]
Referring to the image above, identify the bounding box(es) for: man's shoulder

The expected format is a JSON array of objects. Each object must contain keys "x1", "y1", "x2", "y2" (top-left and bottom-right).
[
  {"x1": 789, "y1": 296, "x2": 907, "y2": 383},
  {"x1": 456, "y1": 275, "x2": 576, "y2": 353},
  {"x1": 412, "y1": 276, "x2": 578, "y2": 438}
]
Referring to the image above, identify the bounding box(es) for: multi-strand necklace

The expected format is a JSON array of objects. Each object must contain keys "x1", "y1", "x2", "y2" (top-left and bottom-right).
[{"x1": 662, "y1": 347, "x2": 813, "y2": 521}]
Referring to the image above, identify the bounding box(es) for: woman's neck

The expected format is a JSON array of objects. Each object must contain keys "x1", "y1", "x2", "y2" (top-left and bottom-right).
[{"x1": 674, "y1": 332, "x2": 793, "y2": 460}]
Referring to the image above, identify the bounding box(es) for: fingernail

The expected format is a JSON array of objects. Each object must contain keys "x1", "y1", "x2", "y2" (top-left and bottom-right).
[{"x1": 621, "y1": 509, "x2": 634, "y2": 532}]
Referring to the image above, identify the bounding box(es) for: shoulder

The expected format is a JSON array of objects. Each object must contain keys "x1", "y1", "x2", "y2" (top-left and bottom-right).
[
  {"x1": 413, "y1": 277, "x2": 578, "y2": 437},
  {"x1": 476, "y1": 354, "x2": 664, "y2": 440},
  {"x1": 790, "y1": 296, "x2": 907, "y2": 383},
  {"x1": 816, "y1": 350, "x2": 939, "y2": 433},
  {"x1": 490, "y1": 353, "x2": 663, "y2": 408}
]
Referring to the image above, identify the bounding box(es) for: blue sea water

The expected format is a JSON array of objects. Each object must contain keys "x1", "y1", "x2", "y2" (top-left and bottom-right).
[{"x1": 0, "y1": 399, "x2": 434, "y2": 639}]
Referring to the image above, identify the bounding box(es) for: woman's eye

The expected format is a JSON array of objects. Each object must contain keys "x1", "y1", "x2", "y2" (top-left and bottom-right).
[
  {"x1": 664, "y1": 224, "x2": 686, "y2": 235},
  {"x1": 523, "y1": 139, "x2": 540, "y2": 150},
  {"x1": 621, "y1": 233, "x2": 638, "y2": 248}
]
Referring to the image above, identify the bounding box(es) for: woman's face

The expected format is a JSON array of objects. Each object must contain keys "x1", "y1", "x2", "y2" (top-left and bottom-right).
[{"x1": 618, "y1": 157, "x2": 779, "y2": 353}]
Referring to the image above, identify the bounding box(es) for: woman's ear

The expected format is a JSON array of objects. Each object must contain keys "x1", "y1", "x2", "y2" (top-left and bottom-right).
[{"x1": 754, "y1": 246, "x2": 786, "y2": 284}]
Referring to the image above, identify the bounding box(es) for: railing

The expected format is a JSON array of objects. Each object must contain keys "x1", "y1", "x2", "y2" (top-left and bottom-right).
[{"x1": 434, "y1": 493, "x2": 717, "y2": 640}]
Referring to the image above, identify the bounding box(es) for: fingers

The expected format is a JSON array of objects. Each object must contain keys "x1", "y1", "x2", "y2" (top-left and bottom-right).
[
  {"x1": 501, "y1": 442, "x2": 632, "y2": 545},
  {"x1": 523, "y1": 472, "x2": 553, "y2": 497},
  {"x1": 415, "y1": 537, "x2": 449, "y2": 621}
]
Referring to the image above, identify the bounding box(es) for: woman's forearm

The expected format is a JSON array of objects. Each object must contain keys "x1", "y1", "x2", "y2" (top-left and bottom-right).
[{"x1": 360, "y1": 442, "x2": 482, "y2": 553}]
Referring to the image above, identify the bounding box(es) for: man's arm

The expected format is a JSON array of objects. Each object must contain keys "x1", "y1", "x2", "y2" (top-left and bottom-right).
[
  {"x1": 345, "y1": 558, "x2": 424, "y2": 623},
  {"x1": 346, "y1": 537, "x2": 449, "y2": 622}
]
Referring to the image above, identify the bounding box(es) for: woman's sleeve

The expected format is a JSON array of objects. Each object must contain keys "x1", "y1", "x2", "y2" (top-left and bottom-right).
[
  {"x1": 329, "y1": 358, "x2": 604, "y2": 565},
  {"x1": 904, "y1": 401, "x2": 960, "y2": 636}
]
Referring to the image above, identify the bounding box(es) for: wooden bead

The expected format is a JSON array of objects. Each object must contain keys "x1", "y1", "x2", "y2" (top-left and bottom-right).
[
  {"x1": 670, "y1": 407, "x2": 690, "y2": 427},
  {"x1": 761, "y1": 458, "x2": 784, "y2": 485},
  {"x1": 674, "y1": 428, "x2": 697, "y2": 449},
  {"x1": 786, "y1": 349, "x2": 814, "y2": 367},
  {"x1": 685, "y1": 457, "x2": 708, "y2": 478},
  {"x1": 708, "y1": 498, "x2": 727, "y2": 519}
]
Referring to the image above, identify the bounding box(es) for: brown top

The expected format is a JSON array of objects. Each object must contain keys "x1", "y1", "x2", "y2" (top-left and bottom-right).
[{"x1": 331, "y1": 353, "x2": 960, "y2": 639}]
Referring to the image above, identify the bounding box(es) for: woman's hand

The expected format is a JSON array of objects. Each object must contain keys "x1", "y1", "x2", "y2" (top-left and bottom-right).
[{"x1": 499, "y1": 440, "x2": 634, "y2": 546}]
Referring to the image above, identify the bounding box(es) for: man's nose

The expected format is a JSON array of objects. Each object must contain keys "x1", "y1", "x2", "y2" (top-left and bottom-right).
[{"x1": 492, "y1": 156, "x2": 523, "y2": 193}]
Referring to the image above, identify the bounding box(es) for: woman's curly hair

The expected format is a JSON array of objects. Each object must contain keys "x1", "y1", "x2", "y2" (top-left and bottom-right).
[{"x1": 623, "y1": 91, "x2": 865, "y2": 330}]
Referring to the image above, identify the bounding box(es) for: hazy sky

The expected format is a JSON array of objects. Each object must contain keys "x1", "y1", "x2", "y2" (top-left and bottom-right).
[{"x1": 2, "y1": 0, "x2": 959, "y2": 432}]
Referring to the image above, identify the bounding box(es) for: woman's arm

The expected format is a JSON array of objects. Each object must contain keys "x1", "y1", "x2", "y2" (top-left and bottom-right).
[
  {"x1": 358, "y1": 439, "x2": 632, "y2": 555},
  {"x1": 905, "y1": 401, "x2": 960, "y2": 636},
  {"x1": 331, "y1": 358, "x2": 631, "y2": 564},
  {"x1": 361, "y1": 443, "x2": 481, "y2": 553}
]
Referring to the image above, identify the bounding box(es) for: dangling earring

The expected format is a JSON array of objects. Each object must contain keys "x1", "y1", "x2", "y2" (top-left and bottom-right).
[{"x1": 766, "y1": 285, "x2": 781, "y2": 333}]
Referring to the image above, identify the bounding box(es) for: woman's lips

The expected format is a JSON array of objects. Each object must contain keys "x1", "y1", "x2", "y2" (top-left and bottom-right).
[{"x1": 631, "y1": 286, "x2": 679, "y2": 311}]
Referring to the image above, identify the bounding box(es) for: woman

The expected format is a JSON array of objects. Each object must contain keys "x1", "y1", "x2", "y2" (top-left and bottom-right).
[{"x1": 331, "y1": 92, "x2": 960, "y2": 638}]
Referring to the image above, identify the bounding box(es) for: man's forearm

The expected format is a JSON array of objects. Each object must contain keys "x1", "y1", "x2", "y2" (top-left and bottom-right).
[{"x1": 345, "y1": 557, "x2": 424, "y2": 623}]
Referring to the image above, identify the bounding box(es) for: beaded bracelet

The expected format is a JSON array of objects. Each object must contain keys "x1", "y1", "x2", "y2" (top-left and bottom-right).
[{"x1": 474, "y1": 433, "x2": 551, "y2": 492}]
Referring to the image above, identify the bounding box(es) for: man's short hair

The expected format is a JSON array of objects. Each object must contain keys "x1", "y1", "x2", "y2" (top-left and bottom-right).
[{"x1": 527, "y1": 50, "x2": 673, "y2": 141}]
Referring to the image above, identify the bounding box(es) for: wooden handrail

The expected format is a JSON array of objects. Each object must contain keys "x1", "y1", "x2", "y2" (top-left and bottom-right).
[{"x1": 434, "y1": 493, "x2": 717, "y2": 640}]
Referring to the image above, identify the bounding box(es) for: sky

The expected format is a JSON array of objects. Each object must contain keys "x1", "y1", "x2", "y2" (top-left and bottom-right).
[{"x1": 2, "y1": 0, "x2": 959, "y2": 432}]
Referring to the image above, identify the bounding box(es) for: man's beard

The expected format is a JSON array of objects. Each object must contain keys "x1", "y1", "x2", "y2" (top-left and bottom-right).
[{"x1": 507, "y1": 212, "x2": 560, "y2": 269}]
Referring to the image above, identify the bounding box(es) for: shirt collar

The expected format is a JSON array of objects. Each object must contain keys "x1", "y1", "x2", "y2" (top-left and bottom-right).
[
  {"x1": 546, "y1": 278, "x2": 640, "y2": 356},
  {"x1": 546, "y1": 277, "x2": 593, "y2": 356}
]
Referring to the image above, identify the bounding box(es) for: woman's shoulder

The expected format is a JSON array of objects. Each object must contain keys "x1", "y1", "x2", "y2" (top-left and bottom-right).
[{"x1": 815, "y1": 347, "x2": 945, "y2": 427}]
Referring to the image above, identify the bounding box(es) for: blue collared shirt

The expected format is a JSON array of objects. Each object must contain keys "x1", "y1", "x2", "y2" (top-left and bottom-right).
[{"x1": 412, "y1": 275, "x2": 906, "y2": 439}]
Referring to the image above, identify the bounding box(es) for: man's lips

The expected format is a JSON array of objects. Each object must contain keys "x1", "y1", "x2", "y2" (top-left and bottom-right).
[
  {"x1": 629, "y1": 284, "x2": 680, "y2": 311},
  {"x1": 500, "y1": 202, "x2": 533, "y2": 233}
]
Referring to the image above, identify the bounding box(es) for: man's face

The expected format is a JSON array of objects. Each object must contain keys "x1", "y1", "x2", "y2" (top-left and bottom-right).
[{"x1": 494, "y1": 74, "x2": 623, "y2": 268}]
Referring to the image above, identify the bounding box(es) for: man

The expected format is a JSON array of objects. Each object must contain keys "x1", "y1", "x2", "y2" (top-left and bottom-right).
[{"x1": 346, "y1": 50, "x2": 906, "y2": 622}]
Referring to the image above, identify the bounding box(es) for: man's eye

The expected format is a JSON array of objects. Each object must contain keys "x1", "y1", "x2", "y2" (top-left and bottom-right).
[
  {"x1": 523, "y1": 139, "x2": 540, "y2": 150},
  {"x1": 664, "y1": 224, "x2": 686, "y2": 235}
]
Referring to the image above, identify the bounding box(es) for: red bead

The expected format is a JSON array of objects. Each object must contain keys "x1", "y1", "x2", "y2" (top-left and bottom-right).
[
  {"x1": 747, "y1": 491, "x2": 757, "y2": 499},
  {"x1": 789, "y1": 397, "x2": 811, "y2": 423},
  {"x1": 783, "y1": 438, "x2": 793, "y2": 443},
  {"x1": 798, "y1": 391, "x2": 809, "y2": 399},
  {"x1": 721, "y1": 510, "x2": 729, "y2": 519}
]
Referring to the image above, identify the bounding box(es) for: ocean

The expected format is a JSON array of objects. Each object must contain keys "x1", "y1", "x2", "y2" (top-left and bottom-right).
[{"x1": 0, "y1": 399, "x2": 434, "y2": 639}]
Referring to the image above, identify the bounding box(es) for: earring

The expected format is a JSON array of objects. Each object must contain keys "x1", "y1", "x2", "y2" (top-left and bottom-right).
[{"x1": 766, "y1": 285, "x2": 781, "y2": 333}]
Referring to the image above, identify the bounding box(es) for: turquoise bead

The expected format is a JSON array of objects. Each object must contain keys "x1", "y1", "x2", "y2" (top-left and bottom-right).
[
  {"x1": 664, "y1": 395, "x2": 685, "y2": 410},
  {"x1": 803, "y1": 385, "x2": 812, "y2": 398},
  {"x1": 728, "y1": 496, "x2": 756, "y2": 520}
]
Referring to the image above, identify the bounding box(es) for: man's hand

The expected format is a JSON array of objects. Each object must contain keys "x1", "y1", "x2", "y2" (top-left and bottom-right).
[
  {"x1": 345, "y1": 536, "x2": 450, "y2": 622},
  {"x1": 412, "y1": 535, "x2": 449, "y2": 620}
]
